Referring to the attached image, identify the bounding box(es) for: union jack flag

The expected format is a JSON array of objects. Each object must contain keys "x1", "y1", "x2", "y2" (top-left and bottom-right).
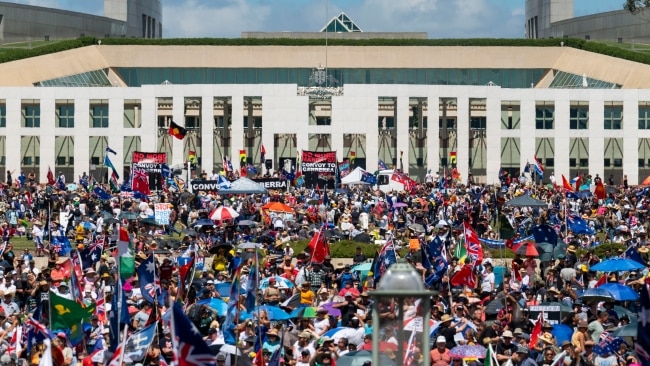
[
  {"x1": 373, "y1": 234, "x2": 397, "y2": 281},
  {"x1": 463, "y1": 222, "x2": 484, "y2": 263},
  {"x1": 120, "y1": 191, "x2": 134, "y2": 198},
  {"x1": 403, "y1": 330, "x2": 417, "y2": 366},
  {"x1": 7, "y1": 325, "x2": 21, "y2": 355},
  {"x1": 95, "y1": 296, "x2": 106, "y2": 323},
  {"x1": 133, "y1": 167, "x2": 147, "y2": 180},
  {"x1": 171, "y1": 302, "x2": 216, "y2": 366}
]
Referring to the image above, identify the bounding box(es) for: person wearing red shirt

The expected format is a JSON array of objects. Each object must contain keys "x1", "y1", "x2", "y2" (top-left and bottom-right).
[{"x1": 159, "y1": 257, "x2": 174, "y2": 282}]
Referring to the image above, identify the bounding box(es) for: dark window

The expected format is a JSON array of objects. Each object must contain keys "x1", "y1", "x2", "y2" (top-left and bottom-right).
[
  {"x1": 91, "y1": 105, "x2": 109, "y2": 128},
  {"x1": 580, "y1": 159, "x2": 588, "y2": 167},
  {"x1": 545, "y1": 158, "x2": 554, "y2": 167},
  {"x1": 23, "y1": 105, "x2": 40, "y2": 128},
  {"x1": 535, "y1": 107, "x2": 554, "y2": 129},
  {"x1": 569, "y1": 107, "x2": 588, "y2": 129},
  {"x1": 57, "y1": 105, "x2": 75, "y2": 128},
  {"x1": 569, "y1": 158, "x2": 576, "y2": 167},
  {"x1": 604, "y1": 106, "x2": 622, "y2": 130}
]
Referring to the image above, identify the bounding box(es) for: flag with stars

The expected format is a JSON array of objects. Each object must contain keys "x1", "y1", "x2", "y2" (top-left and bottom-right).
[
  {"x1": 462, "y1": 221, "x2": 484, "y2": 263},
  {"x1": 51, "y1": 235, "x2": 71, "y2": 256},
  {"x1": 170, "y1": 302, "x2": 216, "y2": 366},
  {"x1": 637, "y1": 283, "x2": 650, "y2": 366},
  {"x1": 81, "y1": 235, "x2": 105, "y2": 269},
  {"x1": 532, "y1": 224, "x2": 558, "y2": 245},
  {"x1": 372, "y1": 234, "x2": 397, "y2": 281},
  {"x1": 137, "y1": 254, "x2": 161, "y2": 304},
  {"x1": 124, "y1": 323, "x2": 157, "y2": 362}
]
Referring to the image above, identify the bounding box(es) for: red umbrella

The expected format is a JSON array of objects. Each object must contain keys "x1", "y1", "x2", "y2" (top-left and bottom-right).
[
  {"x1": 209, "y1": 206, "x2": 239, "y2": 221},
  {"x1": 514, "y1": 242, "x2": 539, "y2": 257}
]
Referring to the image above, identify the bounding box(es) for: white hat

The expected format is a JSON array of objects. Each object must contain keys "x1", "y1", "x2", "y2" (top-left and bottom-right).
[{"x1": 436, "y1": 336, "x2": 446, "y2": 343}]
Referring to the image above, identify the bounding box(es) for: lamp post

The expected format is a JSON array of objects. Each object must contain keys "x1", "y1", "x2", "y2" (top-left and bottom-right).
[{"x1": 370, "y1": 261, "x2": 432, "y2": 366}]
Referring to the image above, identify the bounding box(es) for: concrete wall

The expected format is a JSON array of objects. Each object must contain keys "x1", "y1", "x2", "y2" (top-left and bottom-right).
[
  {"x1": 241, "y1": 32, "x2": 428, "y2": 39},
  {"x1": 550, "y1": 10, "x2": 650, "y2": 42},
  {"x1": 525, "y1": 0, "x2": 573, "y2": 39}
]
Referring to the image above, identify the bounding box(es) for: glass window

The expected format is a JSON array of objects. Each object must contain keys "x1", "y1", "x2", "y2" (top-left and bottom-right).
[
  {"x1": 535, "y1": 105, "x2": 554, "y2": 129},
  {"x1": 91, "y1": 104, "x2": 109, "y2": 128},
  {"x1": 604, "y1": 105, "x2": 623, "y2": 130},
  {"x1": 580, "y1": 158, "x2": 588, "y2": 167},
  {"x1": 56, "y1": 104, "x2": 75, "y2": 128},
  {"x1": 546, "y1": 158, "x2": 554, "y2": 167},
  {"x1": 639, "y1": 105, "x2": 650, "y2": 129},
  {"x1": 470, "y1": 117, "x2": 486, "y2": 129},
  {"x1": 23, "y1": 104, "x2": 40, "y2": 128},
  {"x1": 570, "y1": 106, "x2": 588, "y2": 130},
  {"x1": 570, "y1": 158, "x2": 576, "y2": 167},
  {"x1": 0, "y1": 104, "x2": 5, "y2": 128}
]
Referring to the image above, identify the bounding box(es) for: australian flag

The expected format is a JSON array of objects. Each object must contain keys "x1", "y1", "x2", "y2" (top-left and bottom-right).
[
  {"x1": 378, "y1": 159, "x2": 388, "y2": 170},
  {"x1": 637, "y1": 283, "x2": 650, "y2": 366},
  {"x1": 26, "y1": 317, "x2": 52, "y2": 355},
  {"x1": 532, "y1": 224, "x2": 558, "y2": 245},
  {"x1": 425, "y1": 256, "x2": 449, "y2": 287},
  {"x1": 124, "y1": 323, "x2": 157, "y2": 362},
  {"x1": 109, "y1": 279, "x2": 131, "y2": 353},
  {"x1": 93, "y1": 186, "x2": 112, "y2": 200},
  {"x1": 170, "y1": 302, "x2": 216, "y2": 366},
  {"x1": 428, "y1": 236, "x2": 444, "y2": 258},
  {"x1": 51, "y1": 235, "x2": 71, "y2": 256},
  {"x1": 567, "y1": 214, "x2": 595, "y2": 235},
  {"x1": 373, "y1": 235, "x2": 397, "y2": 281},
  {"x1": 623, "y1": 247, "x2": 645, "y2": 266},
  {"x1": 361, "y1": 171, "x2": 377, "y2": 185},
  {"x1": 137, "y1": 255, "x2": 162, "y2": 305},
  {"x1": 80, "y1": 236, "x2": 104, "y2": 269}
]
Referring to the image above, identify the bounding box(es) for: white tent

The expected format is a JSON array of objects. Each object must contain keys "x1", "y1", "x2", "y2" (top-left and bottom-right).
[{"x1": 341, "y1": 167, "x2": 371, "y2": 185}]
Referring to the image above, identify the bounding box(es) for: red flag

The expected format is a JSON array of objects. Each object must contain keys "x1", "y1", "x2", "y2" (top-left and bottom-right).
[
  {"x1": 47, "y1": 166, "x2": 56, "y2": 185},
  {"x1": 132, "y1": 168, "x2": 151, "y2": 195},
  {"x1": 450, "y1": 264, "x2": 476, "y2": 288},
  {"x1": 562, "y1": 175, "x2": 573, "y2": 192},
  {"x1": 308, "y1": 226, "x2": 329, "y2": 264},
  {"x1": 574, "y1": 176, "x2": 582, "y2": 192},
  {"x1": 505, "y1": 238, "x2": 514, "y2": 249},
  {"x1": 594, "y1": 180, "x2": 606, "y2": 200},
  {"x1": 512, "y1": 261, "x2": 522, "y2": 282},
  {"x1": 595, "y1": 274, "x2": 607, "y2": 288},
  {"x1": 529, "y1": 313, "x2": 543, "y2": 348},
  {"x1": 462, "y1": 222, "x2": 484, "y2": 263}
]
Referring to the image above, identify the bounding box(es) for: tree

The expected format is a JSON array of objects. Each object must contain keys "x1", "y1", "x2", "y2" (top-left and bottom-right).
[{"x1": 625, "y1": 0, "x2": 650, "y2": 14}]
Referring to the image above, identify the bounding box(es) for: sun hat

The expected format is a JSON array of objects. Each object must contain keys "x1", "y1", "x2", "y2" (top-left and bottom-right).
[{"x1": 436, "y1": 336, "x2": 446, "y2": 343}]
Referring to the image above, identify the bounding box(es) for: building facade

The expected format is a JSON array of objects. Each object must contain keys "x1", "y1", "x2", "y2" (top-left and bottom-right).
[{"x1": 0, "y1": 44, "x2": 649, "y2": 185}]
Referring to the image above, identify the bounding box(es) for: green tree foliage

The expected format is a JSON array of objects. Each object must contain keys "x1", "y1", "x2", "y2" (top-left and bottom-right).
[{"x1": 624, "y1": 0, "x2": 650, "y2": 14}]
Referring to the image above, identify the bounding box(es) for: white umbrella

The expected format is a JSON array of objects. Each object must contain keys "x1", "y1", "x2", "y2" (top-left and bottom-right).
[{"x1": 209, "y1": 206, "x2": 239, "y2": 221}]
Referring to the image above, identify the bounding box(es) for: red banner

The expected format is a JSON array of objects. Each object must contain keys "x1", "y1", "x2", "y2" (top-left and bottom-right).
[
  {"x1": 132, "y1": 151, "x2": 167, "y2": 164},
  {"x1": 301, "y1": 151, "x2": 337, "y2": 173}
]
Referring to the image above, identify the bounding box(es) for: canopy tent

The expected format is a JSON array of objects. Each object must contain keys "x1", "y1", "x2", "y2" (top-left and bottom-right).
[
  {"x1": 341, "y1": 167, "x2": 371, "y2": 185},
  {"x1": 217, "y1": 177, "x2": 268, "y2": 195},
  {"x1": 504, "y1": 195, "x2": 548, "y2": 208}
]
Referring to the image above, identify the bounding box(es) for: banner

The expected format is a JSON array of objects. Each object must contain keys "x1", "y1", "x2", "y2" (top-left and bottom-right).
[
  {"x1": 131, "y1": 152, "x2": 167, "y2": 191},
  {"x1": 279, "y1": 157, "x2": 296, "y2": 174},
  {"x1": 132, "y1": 152, "x2": 167, "y2": 165},
  {"x1": 252, "y1": 178, "x2": 289, "y2": 190},
  {"x1": 528, "y1": 305, "x2": 563, "y2": 325},
  {"x1": 301, "y1": 151, "x2": 337, "y2": 173},
  {"x1": 177, "y1": 256, "x2": 204, "y2": 271},
  {"x1": 154, "y1": 203, "x2": 171, "y2": 225},
  {"x1": 190, "y1": 180, "x2": 223, "y2": 192}
]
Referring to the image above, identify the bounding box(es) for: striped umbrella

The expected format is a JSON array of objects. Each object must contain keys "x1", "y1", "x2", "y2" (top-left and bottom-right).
[{"x1": 209, "y1": 206, "x2": 239, "y2": 221}]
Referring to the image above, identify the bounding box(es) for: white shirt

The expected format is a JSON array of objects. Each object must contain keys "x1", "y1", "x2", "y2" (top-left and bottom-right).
[{"x1": 481, "y1": 272, "x2": 495, "y2": 293}]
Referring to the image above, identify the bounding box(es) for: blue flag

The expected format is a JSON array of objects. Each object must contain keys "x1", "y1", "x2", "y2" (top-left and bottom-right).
[
  {"x1": 567, "y1": 215, "x2": 595, "y2": 235},
  {"x1": 425, "y1": 256, "x2": 448, "y2": 287},
  {"x1": 124, "y1": 323, "x2": 157, "y2": 362},
  {"x1": 109, "y1": 279, "x2": 131, "y2": 353},
  {"x1": 532, "y1": 224, "x2": 558, "y2": 245},
  {"x1": 137, "y1": 255, "x2": 161, "y2": 305},
  {"x1": 217, "y1": 174, "x2": 232, "y2": 189},
  {"x1": 361, "y1": 171, "x2": 377, "y2": 185},
  {"x1": 373, "y1": 235, "x2": 397, "y2": 281},
  {"x1": 51, "y1": 235, "x2": 71, "y2": 256},
  {"x1": 105, "y1": 146, "x2": 117, "y2": 155},
  {"x1": 161, "y1": 163, "x2": 172, "y2": 179},
  {"x1": 133, "y1": 190, "x2": 149, "y2": 200},
  {"x1": 420, "y1": 244, "x2": 432, "y2": 270},
  {"x1": 93, "y1": 186, "x2": 112, "y2": 200},
  {"x1": 428, "y1": 236, "x2": 444, "y2": 258},
  {"x1": 104, "y1": 155, "x2": 119, "y2": 180},
  {"x1": 378, "y1": 159, "x2": 388, "y2": 170},
  {"x1": 624, "y1": 247, "x2": 645, "y2": 266},
  {"x1": 322, "y1": 189, "x2": 329, "y2": 206},
  {"x1": 171, "y1": 302, "x2": 216, "y2": 366},
  {"x1": 637, "y1": 283, "x2": 650, "y2": 366}
]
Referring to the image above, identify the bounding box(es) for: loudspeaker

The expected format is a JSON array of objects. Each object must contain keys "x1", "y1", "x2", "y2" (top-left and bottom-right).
[{"x1": 265, "y1": 159, "x2": 273, "y2": 170}]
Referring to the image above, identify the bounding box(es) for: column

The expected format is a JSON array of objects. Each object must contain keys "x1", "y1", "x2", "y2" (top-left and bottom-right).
[
  {"x1": 73, "y1": 97, "x2": 90, "y2": 180},
  {"x1": 519, "y1": 97, "x2": 536, "y2": 168},
  {"x1": 171, "y1": 95, "x2": 184, "y2": 166},
  {"x1": 456, "y1": 97, "x2": 469, "y2": 180},
  {"x1": 427, "y1": 94, "x2": 440, "y2": 176},
  {"x1": 485, "y1": 94, "x2": 501, "y2": 184},
  {"x1": 230, "y1": 94, "x2": 244, "y2": 172},
  {"x1": 589, "y1": 94, "x2": 605, "y2": 177},
  {"x1": 201, "y1": 94, "x2": 214, "y2": 172},
  {"x1": 554, "y1": 98, "x2": 570, "y2": 179},
  {"x1": 396, "y1": 96, "x2": 410, "y2": 171},
  {"x1": 623, "y1": 96, "x2": 639, "y2": 184}
]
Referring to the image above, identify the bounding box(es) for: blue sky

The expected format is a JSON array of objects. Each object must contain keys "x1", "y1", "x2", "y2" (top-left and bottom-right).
[{"x1": 7, "y1": 0, "x2": 626, "y2": 38}]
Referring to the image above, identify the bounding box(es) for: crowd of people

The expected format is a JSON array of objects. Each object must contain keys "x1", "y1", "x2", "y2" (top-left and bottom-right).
[{"x1": 0, "y1": 169, "x2": 646, "y2": 366}]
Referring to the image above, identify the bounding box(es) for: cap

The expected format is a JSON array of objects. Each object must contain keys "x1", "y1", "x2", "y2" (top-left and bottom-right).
[
  {"x1": 299, "y1": 331, "x2": 311, "y2": 339},
  {"x1": 216, "y1": 354, "x2": 226, "y2": 361},
  {"x1": 561, "y1": 340, "x2": 571, "y2": 348},
  {"x1": 516, "y1": 346, "x2": 529, "y2": 354},
  {"x1": 436, "y1": 336, "x2": 446, "y2": 343},
  {"x1": 57, "y1": 332, "x2": 67, "y2": 339}
]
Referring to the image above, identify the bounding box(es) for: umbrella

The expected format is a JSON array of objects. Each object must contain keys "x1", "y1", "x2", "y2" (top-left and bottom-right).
[
  {"x1": 352, "y1": 262, "x2": 373, "y2": 280},
  {"x1": 323, "y1": 327, "x2": 363, "y2": 342},
  {"x1": 613, "y1": 305, "x2": 635, "y2": 318},
  {"x1": 336, "y1": 350, "x2": 395, "y2": 366},
  {"x1": 209, "y1": 344, "x2": 252, "y2": 366},
  {"x1": 208, "y1": 243, "x2": 234, "y2": 255},
  {"x1": 119, "y1": 212, "x2": 138, "y2": 220},
  {"x1": 263, "y1": 202, "x2": 294, "y2": 213},
  {"x1": 215, "y1": 283, "x2": 231, "y2": 297},
  {"x1": 209, "y1": 206, "x2": 239, "y2": 221},
  {"x1": 289, "y1": 306, "x2": 318, "y2": 318},
  {"x1": 352, "y1": 233, "x2": 372, "y2": 243},
  {"x1": 251, "y1": 305, "x2": 291, "y2": 321},
  {"x1": 105, "y1": 218, "x2": 120, "y2": 225},
  {"x1": 393, "y1": 202, "x2": 408, "y2": 208},
  {"x1": 590, "y1": 258, "x2": 646, "y2": 272},
  {"x1": 403, "y1": 316, "x2": 436, "y2": 333},
  {"x1": 259, "y1": 276, "x2": 294, "y2": 291},
  {"x1": 484, "y1": 298, "x2": 506, "y2": 315},
  {"x1": 449, "y1": 345, "x2": 487, "y2": 359},
  {"x1": 551, "y1": 324, "x2": 574, "y2": 345},
  {"x1": 66, "y1": 183, "x2": 78, "y2": 191},
  {"x1": 281, "y1": 293, "x2": 302, "y2": 309},
  {"x1": 82, "y1": 222, "x2": 97, "y2": 230},
  {"x1": 535, "y1": 242, "x2": 554, "y2": 253},
  {"x1": 514, "y1": 242, "x2": 539, "y2": 257},
  {"x1": 409, "y1": 223, "x2": 426, "y2": 233},
  {"x1": 504, "y1": 195, "x2": 548, "y2": 208},
  {"x1": 237, "y1": 220, "x2": 257, "y2": 227},
  {"x1": 237, "y1": 242, "x2": 263, "y2": 250},
  {"x1": 196, "y1": 298, "x2": 227, "y2": 314},
  {"x1": 611, "y1": 323, "x2": 637, "y2": 337},
  {"x1": 319, "y1": 302, "x2": 342, "y2": 317},
  {"x1": 598, "y1": 283, "x2": 640, "y2": 301},
  {"x1": 192, "y1": 218, "x2": 216, "y2": 227},
  {"x1": 580, "y1": 288, "x2": 616, "y2": 303},
  {"x1": 139, "y1": 218, "x2": 160, "y2": 226}
]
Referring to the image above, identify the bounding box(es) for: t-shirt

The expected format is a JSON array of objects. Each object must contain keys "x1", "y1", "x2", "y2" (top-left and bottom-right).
[
  {"x1": 594, "y1": 355, "x2": 618, "y2": 366},
  {"x1": 588, "y1": 320, "x2": 604, "y2": 342},
  {"x1": 299, "y1": 289, "x2": 315, "y2": 305},
  {"x1": 496, "y1": 341, "x2": 518, "y2": 357},
  {"x1": 481, "y1": 272, "x2": 495, "y2": 293}
]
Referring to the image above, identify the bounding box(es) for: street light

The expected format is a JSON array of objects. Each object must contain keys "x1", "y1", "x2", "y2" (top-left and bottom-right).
[{"x1": 370, "y1": 261, "x2": 432, "y2": 366}]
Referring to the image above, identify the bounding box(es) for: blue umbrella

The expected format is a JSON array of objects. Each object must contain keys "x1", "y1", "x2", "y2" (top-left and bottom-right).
[
  {"x1": 551, "y1": 324, "x2": 573, "y2": 345},
  {"x1": 598, "y1": 283, "x2": 640, "y2": 301},
  {"x1": 590, "y1": 258, "x2": 646, "y2": 272},
  {"x1": 192, "y1": 218, "x2": 215, "y2": 227},
  {"x1": 82, "y1": 222, "x2": 96, "y2": 230},
  {"x1": 580, "y1": 288, "x2": 616, "y2": 303},
  {"x1": 196, "y1": 298, "x2": 228, "y2": 314},
  {"x1": 243, "y1": 305, "x2": 290, "y2": 321},
  {"x1": 215, "y1": 282, "x2": 231, "y2": 297}
]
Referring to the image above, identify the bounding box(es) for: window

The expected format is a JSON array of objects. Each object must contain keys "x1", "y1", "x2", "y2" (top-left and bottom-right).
[
  {"x1": 438, "y1": 118, "x2": 456, "y2": 129},
  {"x1": 604, "y1": 158, "x2": 611, "y2": 167},
  {"x1": 535, "y1": 105, "x2": 554, "y2": 129},
  {"x1": 158, "y1": 116, "x2": 169, "y2": 128},
  {"x1": 185, "y1": 116, "x2": 200, "y2": 129},
  {"x1": 316, "y1": 117, "x2": 331, "y2": 126},
  {"x1": 91, "y1": 157, "x2": 100, "y2": 165},
  {"x1": 614, "y1": 158, "x2": 622, "y2": 167},
  {"x1": 639, "y1": 105, "x2": 650, "y2": 129},
  {"x1": 23, "y1": 104, "x2": 40, "y2": 128},
  {"x1": 545, "y1": 158, "x2": 554, "y2": 167},
  {"x1": 0, "y1": 104, "x2": 5, "y2": 127},
  {"x1": 570, "y1": 158, "x2": 576, "y2": 167},
  {"x1": 580, "y1": 158, "x2": 588, "y2": 167},
  {"x1": 470, "y1": 117, "x2": 486, "y2": 129},
  {"x1": 570, "y1": 106, "x2": 588, "y2": 129},
  {"x1": 639, "y1": 159, "x2": 645, "y2": 168},
  {"x1": 604, "y1": 105, "x2": 622, "y2": 130},
  {"x1": 90, "y1": 104, "x2": 109, "y2": 128},
  {"x1": 57, "y1": 156, "x2": 66, "y2": 165},
  {"x1": 56, "y1": 104, "x2": 75, "y2": 128},
  {"x1": 243, "y1": 116, "x2": 262, "y2": 128},
  {"x1": 23, "y1": 157, "x2": 32, "y2": 165}
]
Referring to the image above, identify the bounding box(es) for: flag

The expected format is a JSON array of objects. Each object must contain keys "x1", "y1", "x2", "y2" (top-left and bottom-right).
[
  {"x1": 533, "y1": 155, "x2": 544, "y2": 176},
  {"x1": 104, "y1": 155, "x2": 119, "y2": 180},
  {"x1": 168, "y1": 121, "x2": 187, "y2": 139},
  {"x1": 349, "y1": 151, "x2": 356, "y2": 165},
  {"x1": 594, "y1": 180, "x2": 606, "y2": 200},
  {"x1": 49, "y1": 291, "x2": 95, "y2": 330},
  {"x1": 636, "y1": 283, "x2": 650, "y2": 366},
  {"x1": 523, "y1": 162, "x2": 530, "y2": 174},
  {"x1": 403, "y1": 330, "x2": 417, "y2": 366},
  {"x1": 450, "y1": 264, "x2": 476, "y2": 288},
  {"x1": 562, "y1": 175, "x2": 573, "y2": 192},
  {"x1": 123, "y1": 323, "x2": 157, "y2": 362},
  {"x1": 449, "y1": 151, "x2": 457, "y2": 165},
  {"x1": 245, "y1": 259, "x2": 258, "y2": 312},
  {"x1": 551, "y1": 351, "x2": 567, "y2": 366},
  {"x1": 529, "y1": 313, "x2": 543, "y2": 348},
  {"x1": 216, "y1": 174, "x2": 232, "y2": 189},
  {"x1": 223, "y1": 156, "x2": 232, "y2": 173},
  {"x1": 308, "y1": 225, "x2": 329, "y2": 264},
  {"x1": 109, "y1": 279, "x2": 130, "y2": 353},
  {"x1": 177, "y1": 255, "x2": 195, "y2": 301},
  {"x1": 594, "y1": 274, "x2": 607, "y2": 288},
  {"x1": 171, "y1": 302, "x2": 216, "y2": 366},
  {"x1": 239, "y1": 149, "x2": 247, "y2": 167},
  {"x1": 39, "y1": 339, "x2": 54, "y2": 366},
  {"x1": 532, "y1": 224, "x2": 558, "y2": 245},
  {"x1": 118, "y1": 227, "x2": 135, "y2": 280},
  {"x1": 567, "y1": 214, "x2": 595, "y2": 235},
  {"x1": 623, "y1": 247, "x2": 645, "y2": 265},
  {"x1": 378, "y1": 159, "x2": 388, "y2": 170},
  {"x1": 132, "y1": 167, "x2": 150, "y2": 196},
  {"x1": 223, "y1": 265, "x2": 241, "y2": 345},
  {"x1": 484, "y1": 344, "x2": 499, "y2": 366},
  {"x1": 137, "y1": 255, "x2": 161, "y2": 305},
  {"x1": 93, "y1": 186, "x2": 112, "y2": 200},
  {"x1": 7, "y1": 325, "x2": 21, "y2": 356},
  {"x1": 106, "y1": 146, "x2": 117, "y2": 155},
  {"x1": 512, "y1": 261, "x2": 522, "y2": 282},
  {"x1": 47, "y1": 167, "x2": 56, "y2": 185},
  {"x1": 110, "y1": 170, "x2": 121, "y2": 193},
  {"x1": 454, "y1": 238, "x2": 468, "y2": 260},
  {"x1": 573, "y1": 176, "x2": 582, "y2": 192},
  {"x1": 260, "y1": 144, "x2": 266, "y2": 164},
  {"x1": 26, "y1": 317, "x2": 51, "y2": 355},
  {"x1": 246, "y1": 164, "x2": 258, "y2": 175},
  {"x1": 372, "y1": 234, "x2": 397, "y2": 281},
  {"x1": 51, "y1": 235, "x2": 71, "y2": 256},
  {"x1": 462, "y1": 222, "x2": 483, "y2": 263}
]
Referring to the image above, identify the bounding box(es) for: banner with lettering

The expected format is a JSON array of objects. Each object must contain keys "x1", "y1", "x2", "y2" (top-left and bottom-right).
[
  {"x1": 301, "y1": 151, "x2": 337, "y2": 173},
  {"x1": 154, "y1": 203, "x2": 171, "y2": 225},
  {"x1": 252, "y1": 178, "x2": 289, "y2": 191},
  {"x1": 132, "y1": 152, "x2": 167, "y2": 191}
]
